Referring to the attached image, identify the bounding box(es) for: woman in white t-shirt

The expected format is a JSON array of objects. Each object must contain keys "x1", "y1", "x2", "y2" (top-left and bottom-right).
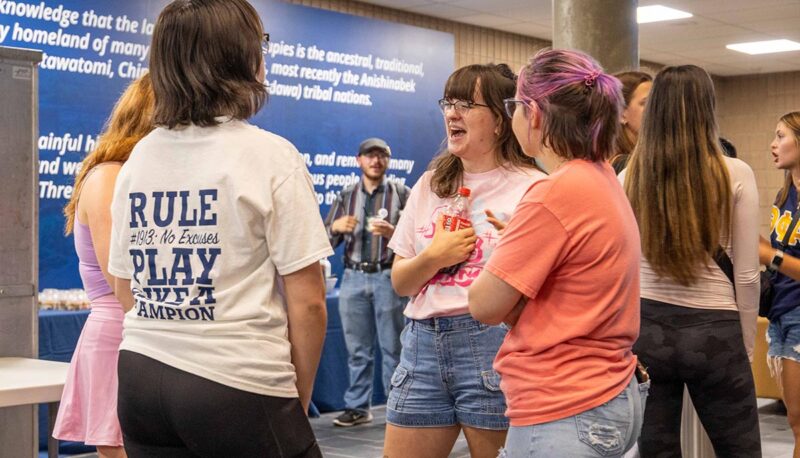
[
  {"x1": 107, "y1": 1, "x2": 332, "y2": 456},
  {"x1": 383, "y1": 63, "x2": 545, "y2": 458}
]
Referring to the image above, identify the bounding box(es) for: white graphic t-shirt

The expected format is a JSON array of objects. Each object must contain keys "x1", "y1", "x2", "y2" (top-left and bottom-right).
[
  {"x1": 108, "y1": 119, "x2": 333, "y2": 398},
  {"x1": 388, "y1": 165, "x2": 545, "y2": 319}
]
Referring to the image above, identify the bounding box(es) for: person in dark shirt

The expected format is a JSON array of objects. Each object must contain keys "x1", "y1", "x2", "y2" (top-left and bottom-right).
[{"x1": 760, "y1": 111, "x2": 800, "y2": 456}]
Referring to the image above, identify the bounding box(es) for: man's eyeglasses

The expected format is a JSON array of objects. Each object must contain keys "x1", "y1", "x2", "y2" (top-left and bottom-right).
[
  {"x1": 503, "y1": 98, "x2": 527, "y2": 119},
  {"x1": 261, "y1": 33, "x2": 270, "y2": 56},
  {"x1": 360, "y1": 151, "x2": 390, "y2": 160},
  {"x1": 437, "y1": 98, "x2": 489, "y2": 115}
]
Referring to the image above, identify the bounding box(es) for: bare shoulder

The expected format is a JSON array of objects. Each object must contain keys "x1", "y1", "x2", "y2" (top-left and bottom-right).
[
  {"x1": 724, "y1": 155, "x2": 754, "y2": 177},
  {"x1": 82, "y1": 162, "x2": 123, "y2": 194},
  {"x1": 77, "y1": 163, "x2": 124, "y2": 221}
]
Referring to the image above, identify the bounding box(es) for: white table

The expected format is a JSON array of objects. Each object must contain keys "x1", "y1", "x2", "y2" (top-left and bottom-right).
[{"x1": 0, "y1": 357, "x2": 69, "y2": 458}]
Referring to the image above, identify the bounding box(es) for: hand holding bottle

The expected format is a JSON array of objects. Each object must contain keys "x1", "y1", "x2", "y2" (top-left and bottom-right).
[
  {"x1": 424, "y1": 215, "x2": 476, "y2": 270},
  {"x1": 435, "y1": 187, "x2": 474, "y2": 274}
]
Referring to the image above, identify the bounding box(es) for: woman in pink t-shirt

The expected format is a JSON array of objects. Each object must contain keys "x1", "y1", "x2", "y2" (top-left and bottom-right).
[
  {"x1": 469, "y1": 49, "x2": 647, "y2": 457},
  {"x1": 383, "y1": 64, "x2": 545, "y2": 457}
]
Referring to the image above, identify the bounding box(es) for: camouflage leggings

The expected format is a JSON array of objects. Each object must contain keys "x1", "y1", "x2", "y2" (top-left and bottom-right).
[{"x1": 634, "y1": 298, "x2": 761, "y2": 458}]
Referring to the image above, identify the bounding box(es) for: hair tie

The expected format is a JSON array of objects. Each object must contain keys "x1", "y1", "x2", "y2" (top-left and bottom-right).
[
  {"x1": 495, "y1": 63, "x2": 518, "y2": 83},
  {"x1": 584, "y1": 70, "x2": 601, "y2": 87}
]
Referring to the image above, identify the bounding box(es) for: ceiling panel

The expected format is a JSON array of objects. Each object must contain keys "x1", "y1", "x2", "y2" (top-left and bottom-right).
[
  {"x1": 639, "y1": 25, "x2": 745, "y2": 47},
  {"x1": 358, "y1": 0, "x2": 800, "y2": 76},
  {"x1": 358, "y1": 0, "x2": 432, "y2": 7},
  {"x1": 709, "y1": 3, "x2": 800, "y2": 24},
  {"x1": 653, "y1": 0, "x2": 796, "y2": 15},
  {"x1": 737, "y1": 20, "x2": 800, "y2": 38},
  {"x1": 494, "y1": 6, "x2": 552, "y2": 23},
  {"x1": 503, "y1": 22, "x2": 552, "y2": 39},
  {"x1": 670, "y1": 45, "x2": 751, "y2": 60},
  {"x1": 445, "y1": 0, "x2": 545, "y2": 12}
]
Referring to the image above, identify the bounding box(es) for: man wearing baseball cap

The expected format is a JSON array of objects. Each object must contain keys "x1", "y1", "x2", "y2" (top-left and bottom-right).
[{"x1": 324, "y1": 138, "x2": 410, "y2": 426}]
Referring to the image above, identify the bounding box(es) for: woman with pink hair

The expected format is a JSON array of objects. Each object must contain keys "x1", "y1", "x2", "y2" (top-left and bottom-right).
[{"x1": 469, "y1": 49, "x2": 647, "y2": 456}]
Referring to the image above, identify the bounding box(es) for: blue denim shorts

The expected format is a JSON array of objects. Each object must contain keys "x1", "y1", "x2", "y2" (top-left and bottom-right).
[
  {"x1": 499, "y1": 375, "x2": 650, "y2": 457},
  {"x1": 768, "y1": 306, "x2": 800, "y2": 363},
  {"x1": 385, "y1": 314, "x2": 509, "y2": 430}
]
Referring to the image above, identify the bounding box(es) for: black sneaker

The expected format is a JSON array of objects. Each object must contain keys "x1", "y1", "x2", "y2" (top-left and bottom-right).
[{"x1": 332, "y1": 409, "x2": 373, "y2": 427}]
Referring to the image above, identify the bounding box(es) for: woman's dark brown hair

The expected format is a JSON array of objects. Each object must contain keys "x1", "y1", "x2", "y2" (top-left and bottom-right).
[
  {"x1": 150, "y1": 0, "x2": 267, "y2": 128},
  {"x1": 610, "y1": 71, "x2": 652, "y2": 172},
  {"x1": 429, "y1": 64, "x2": 537, "y2": 198},
  {"x1": 624, "y1": 65, "x2": 732, "y2": 286}
]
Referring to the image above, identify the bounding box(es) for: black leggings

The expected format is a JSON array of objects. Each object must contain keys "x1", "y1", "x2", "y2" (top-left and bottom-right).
[
  {"x1": 117, "y1": 350, "x2": 321, "y2": 458},
  {"x1": 634, "y1": 298, "x2": 761, "y2": 458}
]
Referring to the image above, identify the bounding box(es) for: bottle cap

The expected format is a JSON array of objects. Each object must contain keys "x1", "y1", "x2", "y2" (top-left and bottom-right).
[{"x1": 458, "y1": 187, "x2": 471, "y2": 197}]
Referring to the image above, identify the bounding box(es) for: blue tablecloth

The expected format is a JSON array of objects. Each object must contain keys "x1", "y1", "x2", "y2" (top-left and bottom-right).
[{"x1": 37, "y1": 290, "x2": 386, "y2": 452}]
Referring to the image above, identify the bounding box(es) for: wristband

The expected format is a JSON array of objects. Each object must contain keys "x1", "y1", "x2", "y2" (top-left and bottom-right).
[{"x1": 769, "y1": 249, "x2": 785, "y2": 272}]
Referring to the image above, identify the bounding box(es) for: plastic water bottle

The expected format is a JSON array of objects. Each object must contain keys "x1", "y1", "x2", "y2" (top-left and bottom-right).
[
  {"x1": 439, "y1": 187, "x2": 471, "y2": 275},
  {"x1": 320, "y1": 258, "x2": 332, "y2": 278}
]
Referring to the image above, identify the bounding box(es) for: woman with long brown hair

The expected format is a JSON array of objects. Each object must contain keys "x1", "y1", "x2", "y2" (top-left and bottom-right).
[
  {"x1": 610, "y1": 71, "x2": 652, "y2": 174},
  {"x1": 383, "y1": 63, "x2": 545, "y2": 457},
  {"x1": 623, "y1": 65, "x2": 761, "y2": 457},
  {"x1": 52, "y1": 73, "x2": 154, "y2": 458},
  {"x1": 760, "y1": 111, "x2": 800, "y2": 457}
]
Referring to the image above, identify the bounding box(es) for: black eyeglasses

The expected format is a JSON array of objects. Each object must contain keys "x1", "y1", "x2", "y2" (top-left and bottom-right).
[
  {"x1": 503, "y1": 98, "x2": 527, "y2": 118},
  {"x1": 261, "y1": 33, "x2": 270, "y2": 55},
  {"x1": 437, "y1": 98, "x2": 489, "y2": 115}
]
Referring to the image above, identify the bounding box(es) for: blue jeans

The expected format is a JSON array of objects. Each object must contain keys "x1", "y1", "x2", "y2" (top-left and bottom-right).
[
  {"x1": 339, "y1": 268, "x2": 406, "y2": 412},
  {"x1": 386, "y1": 314, "x2": 509, "y2": 429},
  {"x1": 768, "y1": 305, "x2": 800, "y2": 363},
  {"x1": 500, "y1": 375, "x2": 649, "y2": 457}
]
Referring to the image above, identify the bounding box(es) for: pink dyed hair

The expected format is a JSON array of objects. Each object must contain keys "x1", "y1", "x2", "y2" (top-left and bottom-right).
[{"x1": 517, "y1": 49, "x2": 623, "y2": 162}]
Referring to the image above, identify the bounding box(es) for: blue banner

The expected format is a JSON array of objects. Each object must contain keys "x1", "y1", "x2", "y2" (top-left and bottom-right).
[{"x1": 0, "y1": 0, "x2": 454, "y2": 288}]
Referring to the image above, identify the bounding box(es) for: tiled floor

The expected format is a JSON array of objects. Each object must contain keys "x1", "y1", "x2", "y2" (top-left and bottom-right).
[
  {"x1": 60, "y1": 399, "x2": 796, "y2": 457},
  {"x1": 309, "y1": 406, "x2": 470, "y2": 458},
  {"x1": 310, "y1": 400, "x2": 795, "y2": 458},
  {"x1": 758, "y1": 399, "x2": 795, "y2": 458}
]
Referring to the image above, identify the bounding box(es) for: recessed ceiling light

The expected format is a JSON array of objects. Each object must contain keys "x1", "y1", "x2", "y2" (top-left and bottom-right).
[
  {"x1": 637, "y1": 5, "x2": 693, "y2": 24},
  {"x1": 726, "y1": 39, "x2": 800, "y2": 55}
]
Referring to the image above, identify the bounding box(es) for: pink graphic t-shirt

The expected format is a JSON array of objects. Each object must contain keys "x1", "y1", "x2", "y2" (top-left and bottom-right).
[{"x1": 388, "y1": 165, "x2": 545, "y2": 319}]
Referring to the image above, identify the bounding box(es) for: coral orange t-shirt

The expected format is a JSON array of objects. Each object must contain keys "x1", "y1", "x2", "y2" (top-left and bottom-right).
[{"x1": 485, "y1": 160, "x2": 640, "y2": 426}]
